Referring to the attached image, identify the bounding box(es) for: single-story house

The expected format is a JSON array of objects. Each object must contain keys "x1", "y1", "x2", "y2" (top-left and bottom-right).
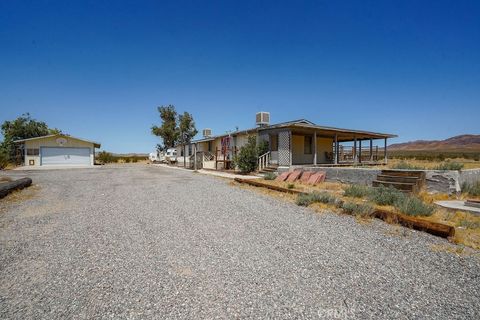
[
  {"x1": 14, "y1": 134, "x2": 101, "y2": 167},
  {"x1": 179, "y1": 112, "x2": 397, "y2": 171}
]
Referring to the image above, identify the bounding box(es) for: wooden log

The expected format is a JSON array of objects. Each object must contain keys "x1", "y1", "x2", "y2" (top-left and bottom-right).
[
  {"x1": 234, "y1": 178, "x2": 305, "y2": 195},
  {"x1": 0, "y1": 177, "x2": 33, "y2": 199},
  {"x1": 373, "y1": 209, "x2": 455, "y2": 238}
]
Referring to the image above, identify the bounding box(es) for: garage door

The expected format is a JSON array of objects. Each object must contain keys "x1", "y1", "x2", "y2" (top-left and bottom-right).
[{"x1": 41, "y1": 147, "x2": 91, "y2": 166}]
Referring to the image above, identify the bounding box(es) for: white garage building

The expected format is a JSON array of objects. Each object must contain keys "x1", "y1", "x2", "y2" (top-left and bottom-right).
[{"x1": 15, "y1": 134, "x2": 101, "y2": 167}]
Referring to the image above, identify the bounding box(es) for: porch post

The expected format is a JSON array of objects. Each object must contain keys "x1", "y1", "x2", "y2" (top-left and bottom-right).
[
  {"x1": 359, "y1": 140, "x2": 362, "y2": 163},
  {"x1": 369, "y1": 139, "x2": 373, "y2": 162},
  {"x1": 384, "y1": 138, "x2": 388, "y2": 164},
  {"x1": 353, "y1": 137, "x2": 358, "y2": 164},
  {"x1": 334, "y1": 134, "x2": 338, "y2": 164},
  {"x1": 193, "y1": 143, "x2": 197, "y2": 171},
  {"x1": 313, "y1": 131, "x2": 317, "y2": 165}
]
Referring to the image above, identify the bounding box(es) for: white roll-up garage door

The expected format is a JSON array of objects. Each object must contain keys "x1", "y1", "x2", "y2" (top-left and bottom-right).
[{"x1": 40, "y1": 147, "x2": 91, "y2": 166}]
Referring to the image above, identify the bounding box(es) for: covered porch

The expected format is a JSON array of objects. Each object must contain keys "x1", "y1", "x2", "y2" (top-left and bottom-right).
[{"x1": 259, "y1": 122, "x2": 396, "y2": 168}]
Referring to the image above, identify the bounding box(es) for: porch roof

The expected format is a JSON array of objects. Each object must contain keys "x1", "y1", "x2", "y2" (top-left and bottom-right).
[{"x1": 259, "y1": 122, "x2": 397, "y2": 141}]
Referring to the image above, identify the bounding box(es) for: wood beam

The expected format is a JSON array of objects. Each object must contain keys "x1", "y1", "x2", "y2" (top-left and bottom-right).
[
  {"x1": 359, "y1": 140, "x2": 362, "y2": 163},
  {"x1": 334, "y1": 134, "x2": 338, "y2": 164},
  {"x1": 313, "y1": 131, "x2": 317, "y2": 165},
  {"x1": 384, "y1": 138, "x2": 388, "y2": 164},
  {"x1": 353, "y1": 137, "x2": 358, "y2": 164},
  {"x1": 370, "y1": 139, "x2": 373, "y2": 162}
]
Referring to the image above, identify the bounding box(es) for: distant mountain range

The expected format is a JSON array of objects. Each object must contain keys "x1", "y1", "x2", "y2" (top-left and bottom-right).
[
  {"x1": 111, "y1": 153, "x2": 149, "y2": 157},
  {"x1": 389, "y1": 135, "x2": 480, "y2": 151}
]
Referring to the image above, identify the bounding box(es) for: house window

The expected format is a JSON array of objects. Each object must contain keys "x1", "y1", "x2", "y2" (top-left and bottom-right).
[
  {"x1": 27, "y1": 148, "x2": 39, "y2": 156},
  {"x1": 180, "y1": 148, "x2": 184, "y2": 157},
  {"x1": 270, "y1": 134, "x2": 278, "y2": 151},
  {"x1": 304, "y1": 136, "x2": 312, "y2": 154},
  {"x1": 208, "y1": 141, "x2": 212, "y2": 152},
  {"x1": 188, "y1": 144, "x2": 192, "y2": 155}
]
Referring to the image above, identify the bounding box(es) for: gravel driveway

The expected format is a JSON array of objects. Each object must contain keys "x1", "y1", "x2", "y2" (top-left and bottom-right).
[{"x1": 1, "y1": 165, "x2": 479, "y2": 319}]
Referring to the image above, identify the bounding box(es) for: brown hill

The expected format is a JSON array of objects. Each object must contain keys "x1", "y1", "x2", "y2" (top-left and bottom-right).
[{"x1": 389, "y1": 135, "x2": 480, "y2": 151}]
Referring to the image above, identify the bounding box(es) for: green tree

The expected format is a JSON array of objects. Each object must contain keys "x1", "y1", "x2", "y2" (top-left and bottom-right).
[
  {"x1": 0, "y1": 113, "x2": 60, "y2": 163},
  {"x1": 151, "y1": 105, "x2": 179, "y2": 150},
  {"x1": 178, "y1": 112, "x2": 198, "y2": 167}
]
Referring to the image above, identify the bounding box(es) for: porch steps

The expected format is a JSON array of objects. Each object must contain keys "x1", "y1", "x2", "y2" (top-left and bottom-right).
[
  {"x1": 258, "y1": 164, "x2": 279, "y2": 174},
  {"x1": 372, "y1": 170, "x2": 426, "y2": 193}
]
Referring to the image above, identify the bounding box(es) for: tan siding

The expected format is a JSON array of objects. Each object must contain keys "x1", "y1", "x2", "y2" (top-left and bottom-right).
[
  {"x1": 316, "y1": 137, "x2": 333, "y2": 163},
  {"x1": 24, "y1": 136, "x2": 95, "y2": 166}
]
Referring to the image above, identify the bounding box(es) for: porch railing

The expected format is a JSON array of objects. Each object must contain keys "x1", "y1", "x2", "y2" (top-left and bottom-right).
[
  {"x1": 337, "y1": 146, "x2": 380, "y2": 163},
  {"x1": 203, "y1": 151, "x2": 215, "y2": 161},
  {"x1": 258, "y1": 151, "x2": 271, "y2": 171}
]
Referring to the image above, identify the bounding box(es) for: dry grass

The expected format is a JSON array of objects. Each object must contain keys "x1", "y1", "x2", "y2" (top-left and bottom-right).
[
  {"x1": 258, "y1": 179, "x2": 346, "y2": 195},
  {"x1": 234, "y1": 178, "x2": 480, "y2": 250},
  {"x1": 0, "y1": 184, "x2": 39, "y2": 211},
  {"x1": 0, "y1": 176, "x2": 13, "y2": 182},
  {"x1": 387, "y1": 158, "x2": 480, "y2": 170}
]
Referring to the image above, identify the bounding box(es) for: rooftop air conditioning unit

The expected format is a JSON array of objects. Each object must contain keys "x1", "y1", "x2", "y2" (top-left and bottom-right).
[
  {"x1": 256, "y1": 112, "x2": 270, "y2": 127},
  {"x1": 202, "y1": 128, "x2": 212, "y2": 138}
]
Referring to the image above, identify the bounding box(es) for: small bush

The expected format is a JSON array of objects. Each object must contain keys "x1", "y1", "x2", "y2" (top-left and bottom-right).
[
  {"x1": 311, "y1": 192, "x2": 337, "y2": 204},
  {"x1": 435, "y1": 161, "x2": 464, "y2": 171},
  {"x1": 296, "y1": 193, "x2": 315, "y2": 206},
  {"x1": 368, "y1": 185, "x2": 406, "y2": 206},
  {"x1": 394, "y1": 196, "x2": 434, "y2": 216},
  {"x1": 125, "y1": 158, "x2": 131, "y2": 163},
  {"x1": 457, "y1": 219, "x2": 480, "y2": 229},
  {"x1": 287, "y1": 183, "x2": 295, "y2": 189},
  {"x1": 235, "y1": 136, "x2": 259, "y2": 173},
  {"x1": 132, "y1": 157, "x2": 138, "y2": 163},
  {"x1": 295, "y1": 192, "x2": 337, "y2": 207},
  {"x1": 462, "y1": 181, "x2": 480, "y2": 196},
  {"x1": 391, "y1": 161, "x2": 425, "y2": 170},
  {"x1": 341, "y1": 201, "x2": 375, "y2": 218},
  {"x1": 344, "y1": 184, "x2": 371, "y2": 198},
  {"x1": 97, "y1": 151, "x2": 116, "y2": 164},
  {"x1": 263, "y1": 172, "x2": 277, "y2": 180}
]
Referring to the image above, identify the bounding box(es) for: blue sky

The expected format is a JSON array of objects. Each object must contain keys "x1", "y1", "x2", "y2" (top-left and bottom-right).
[{"x1": 1, "y1": 0, "x2": 479, "y2": 153}]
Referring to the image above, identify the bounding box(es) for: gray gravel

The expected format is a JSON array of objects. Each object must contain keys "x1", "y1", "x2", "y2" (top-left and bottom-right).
[{"x1": 1, "y1": 165, "x2": 479, "y2": 319}]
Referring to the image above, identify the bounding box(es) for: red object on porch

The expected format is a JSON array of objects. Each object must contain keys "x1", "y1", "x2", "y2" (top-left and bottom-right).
[
  {"x1": 275, "y1": 172, "x2": 291, "y2": 182},
  {"x1": 286, "y1": 170, "x2": 303, "y2": 182},
  {"x1": 300, "y1": 171, "x2": 313, "y2": 182},
  {"x1": 307, "y1": 172, "x2": 326, "y2": 185}
]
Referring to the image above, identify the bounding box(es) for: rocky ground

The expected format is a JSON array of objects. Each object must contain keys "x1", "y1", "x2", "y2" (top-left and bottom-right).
[{"x1": 1, "y1": 165, "x2": 479, "y2": 319}]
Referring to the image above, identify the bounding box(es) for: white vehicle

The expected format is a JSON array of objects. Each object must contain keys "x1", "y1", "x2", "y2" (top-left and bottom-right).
[
  {"x1": 164, "y1": 148, "x2": 177, "y2": 164},
  {"x1": 149, "y1": 152, "x2": 160, "y2": 163}
]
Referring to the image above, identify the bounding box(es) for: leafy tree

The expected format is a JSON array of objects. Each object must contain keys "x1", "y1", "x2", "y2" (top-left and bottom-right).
[
  {"x1": 151, "y1": 105, "x2": 179, "y2": 150},
  {"x1": 0, "y1": 113, "x2": 60, "y2": 163},
  {"x1": 178, "y1": 112, "x2": 198, "y2": 167},
  {"x1": 151, "y1": 105, "x2": 198, "y2": 168}
]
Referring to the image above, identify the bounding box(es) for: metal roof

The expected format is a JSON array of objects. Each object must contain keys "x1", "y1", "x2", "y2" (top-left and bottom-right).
[
  {"x1": 190, "y1": 118, "x2": 396, "y2": 143},
  {"x1": 14, "y1": 134, "x2": 101, "y2": 148}
]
